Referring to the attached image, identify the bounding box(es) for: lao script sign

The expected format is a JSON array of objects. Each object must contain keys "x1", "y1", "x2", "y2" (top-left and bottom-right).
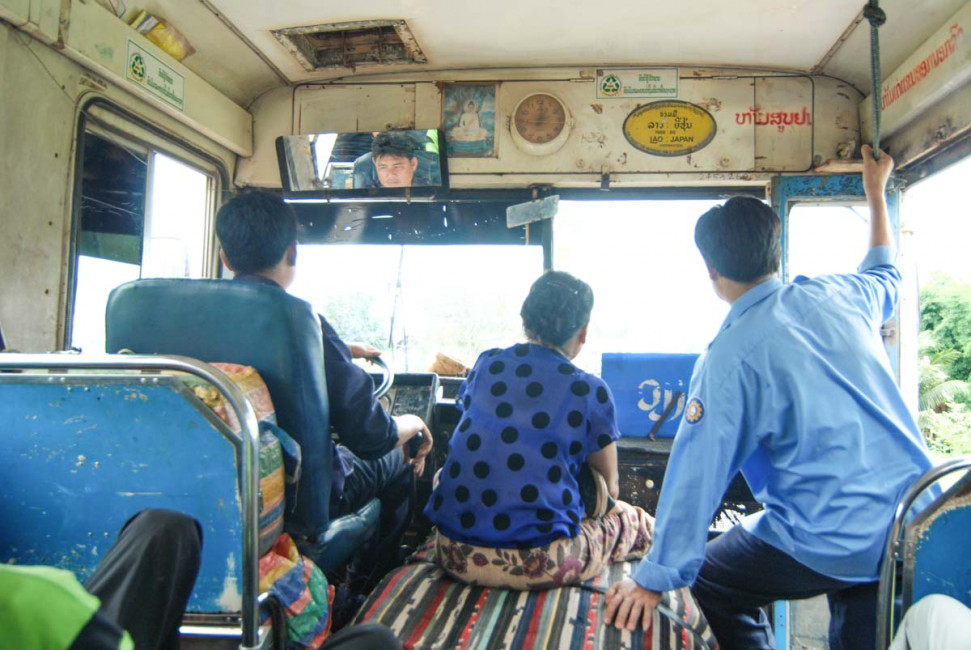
[
  {"x1": 601, "y1": 353, "x2": 698, "y2": 438},
  {"x1": 597, "y1": 68, "x2": 679, "y2": 99},
  {"x1": 126, "y1": 40, "x2": 185, "y2": 112}
]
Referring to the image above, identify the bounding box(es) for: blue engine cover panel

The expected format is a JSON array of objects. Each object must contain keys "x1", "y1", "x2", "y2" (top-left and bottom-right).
[{"x1": 601, "y1": 353, "x2": 698, "y2": 438}]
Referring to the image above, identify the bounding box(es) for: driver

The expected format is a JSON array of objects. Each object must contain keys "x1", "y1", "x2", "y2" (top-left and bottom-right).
[
  {"x1": 215, "y1": 190, "x2": 433, "y2": 585},
  {"x1": 370, "y1": 132, "x2": 419, "y2": 188},
  {"x1": 352, "y1": 131, "x2": 442, "y2": 189}
]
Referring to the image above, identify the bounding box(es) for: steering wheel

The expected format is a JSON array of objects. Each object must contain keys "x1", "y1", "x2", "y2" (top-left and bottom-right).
[{"x1": 370, "y1": 354, "x2": 394, "y2": 400}]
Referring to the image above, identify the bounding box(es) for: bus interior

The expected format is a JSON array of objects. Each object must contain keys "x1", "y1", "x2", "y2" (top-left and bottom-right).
[{"x1": 2, "y1": 0, "x2": 971, "y2": 648}]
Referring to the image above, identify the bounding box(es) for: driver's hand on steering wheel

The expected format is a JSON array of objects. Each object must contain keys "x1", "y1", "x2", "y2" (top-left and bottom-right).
[
  {"x1": 394, "y1": 414, "x2": 433, "y2": 476},
  {"x1": 348, "y1": 342, "x2": 382, "y2": 359}
]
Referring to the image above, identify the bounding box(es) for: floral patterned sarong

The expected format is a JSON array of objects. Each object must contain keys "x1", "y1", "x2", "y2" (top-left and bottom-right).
[{"x1": 435, "y1": 500, "x2": 654, "y2": 590}]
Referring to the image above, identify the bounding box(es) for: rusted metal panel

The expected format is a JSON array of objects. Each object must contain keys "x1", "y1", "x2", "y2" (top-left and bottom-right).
[
  {"x1": 298, "y1": 72, "x2": 856, "y2": 174},
  {"x1": 861, "y1": 1, "x2": 971, "y2": 143},
  {"x1": 272, "y1": 19, "x2": 426, "y2": 72},
  {"x1": 243, "y1": 70, "x2": 861, "y2": 187}
]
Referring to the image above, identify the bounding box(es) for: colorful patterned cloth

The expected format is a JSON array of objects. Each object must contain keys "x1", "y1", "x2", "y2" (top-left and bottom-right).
[
  {"x1": 355, "y1": 538, "x2": 719, "y2": 649},
  {"x1": 180, "y1": 362, "x2": 288, "y2": 556},
  {"x1": 260, "y1": 534, "x2": 334, "y2": 649},
  {"x1": 183, "y1": 364, "x2": 333, "y2": 647},
  {"x1": 435, "y1": 501, "x2": 653, "y2": 590}
]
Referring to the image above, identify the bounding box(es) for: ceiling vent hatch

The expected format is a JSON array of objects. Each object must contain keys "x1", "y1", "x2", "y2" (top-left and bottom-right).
[{"x1": 272, "y1": 19, "x2": 427, "y2": 71}]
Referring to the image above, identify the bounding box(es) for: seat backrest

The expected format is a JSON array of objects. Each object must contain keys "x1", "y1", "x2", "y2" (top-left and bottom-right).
[
  {"x1": 902, "y1": 468, "x2": 971, "y2": 609},
  {"x1": 876, "y1": 457, "x2": 971, "y2": 648},
  {"x1": 106, "y1": 278, "x2": 332, "y2": 539},
  {"x1": 0, "y1": 361, "x2": 247, "y2": 613}
]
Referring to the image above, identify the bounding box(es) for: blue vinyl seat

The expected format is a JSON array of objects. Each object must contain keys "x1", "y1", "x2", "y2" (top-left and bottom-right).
[
  {"x1": 876, "y1": 456, "x2": 971, "y2": 648},
  {"x1": 106, "y1": 278, "x2": 379, "y2": 572}
]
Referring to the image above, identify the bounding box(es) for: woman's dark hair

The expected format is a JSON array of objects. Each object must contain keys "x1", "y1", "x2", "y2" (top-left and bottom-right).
[
  {"x1": 694, "y1": 196, "x2": 781, "y2": 282},
  {"x1": 521, "y1": 271, "x2": 594, "y2": 347},
  {"x1": 215, "y1": 190, "x2": 297, "y2": 274}
]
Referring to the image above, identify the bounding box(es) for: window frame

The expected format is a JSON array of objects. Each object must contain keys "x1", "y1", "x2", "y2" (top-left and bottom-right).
[{"x1": 65, "y1": 99, "x2": 227, "y2": 350}]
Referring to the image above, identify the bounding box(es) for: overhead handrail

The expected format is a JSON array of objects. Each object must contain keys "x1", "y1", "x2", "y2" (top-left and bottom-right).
[
  {"x1": 0, "y1": 353, "x2": 266, "y2": 650},
  {"x1": 864, "y1": 0, "x2": 887, "y2": 158}
]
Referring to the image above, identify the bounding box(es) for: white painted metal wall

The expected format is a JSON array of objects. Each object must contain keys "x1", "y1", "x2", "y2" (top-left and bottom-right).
[
  {"x1": 0, "y1": 19, "x2": 237, "y2": 353},
  {"x1": 238, "y1": 72, "x2": 861, "y2": 189}
]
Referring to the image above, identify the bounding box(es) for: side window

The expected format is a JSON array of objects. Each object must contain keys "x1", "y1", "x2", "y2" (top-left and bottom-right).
[
  {"x1": 787, "y1": 204, "x2": 870, "y2": 279},
  {"x1": 69, "y1": 130, "x2": 214, "y2": 352}
]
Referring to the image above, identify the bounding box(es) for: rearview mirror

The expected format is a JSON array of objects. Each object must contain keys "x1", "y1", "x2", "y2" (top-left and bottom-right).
[{"x1": 277, "y1": 129, "x2": 448, "y2": 201}]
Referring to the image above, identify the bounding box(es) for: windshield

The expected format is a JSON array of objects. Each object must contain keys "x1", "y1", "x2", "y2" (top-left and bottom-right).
[{"x1": 291, "y1": 244, "x2": 544, "y2": 372}]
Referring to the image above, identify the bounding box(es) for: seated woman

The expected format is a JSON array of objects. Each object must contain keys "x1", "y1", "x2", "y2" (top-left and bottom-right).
[{"x1": 424, "y1": 271, "x2": 654, "y2": 589}]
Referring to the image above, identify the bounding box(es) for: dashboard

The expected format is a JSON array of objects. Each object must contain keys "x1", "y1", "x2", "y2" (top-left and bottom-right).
[{"x1": 370, "y1": 372, "x2": 439, "y2": 425}]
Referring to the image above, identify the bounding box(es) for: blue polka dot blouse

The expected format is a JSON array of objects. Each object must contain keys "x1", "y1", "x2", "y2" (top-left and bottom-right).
[{"x1": 425, "y1": 343, "x2": 620, "y2": 547}]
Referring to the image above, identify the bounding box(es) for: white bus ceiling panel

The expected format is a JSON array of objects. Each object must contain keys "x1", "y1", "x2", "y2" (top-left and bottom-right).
[
  {"x1": 818, "y1": 0, "x2": 969, "y2": 94},
  {"x1": 105, "y1": 0, "x2": 283, "y2": 106},
  {"x1": 204, "y1": 0, "x2": 862, "y2": 84},
  {"x1": 0, "y1": 0, "x2": 29, "y2": 27},
  {"x1": 0, "y1": 0, "x2": 61, "y2": 44},
  {"x1": 61, "y1": 0, "x2": 253, "y2": 157}
]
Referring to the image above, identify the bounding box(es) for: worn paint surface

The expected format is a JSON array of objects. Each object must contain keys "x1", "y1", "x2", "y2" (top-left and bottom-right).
[
  {"x1": 239, "y1": 72, "x2": 859, "y2": 187},
  {"x1": 910, "y1": 492, "x2": 971, "y2": 608},
  {"x1": 0, "y1": 378, "x2": 243, "y2": 613}
]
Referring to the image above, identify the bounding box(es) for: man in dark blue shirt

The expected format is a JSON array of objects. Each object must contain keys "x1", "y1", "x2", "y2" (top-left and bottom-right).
[{"x1": 215, "y1": 191, "x2": 432, "y2": 581}]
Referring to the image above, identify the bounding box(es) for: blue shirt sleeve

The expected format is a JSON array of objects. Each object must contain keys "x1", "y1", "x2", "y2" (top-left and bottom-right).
[
  {"x1": 632, "y1": 357, "x2": 757, "y2": 592},
  {"x1": 854, "y1": 245, "x2": 901, "y2": 324},
  {"x1": 584, "y1": 377, "x2": 621, "y2": 457},
  {"x1": 319, "y1": 316, "x2": 398, "y2": 460}
]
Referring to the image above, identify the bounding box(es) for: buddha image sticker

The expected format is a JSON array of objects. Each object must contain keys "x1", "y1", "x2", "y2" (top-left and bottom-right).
[{"x1": 623, "y1": 100, "x2": 716, "y2": 156}]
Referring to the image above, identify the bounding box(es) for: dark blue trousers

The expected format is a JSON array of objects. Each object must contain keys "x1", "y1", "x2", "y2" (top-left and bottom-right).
[
  {"x1": 690, "y1": 525, "x2": 878, "y2": 650},
  {"x1": 333, "y1": 447, "x2": 413, "y2": 581}
]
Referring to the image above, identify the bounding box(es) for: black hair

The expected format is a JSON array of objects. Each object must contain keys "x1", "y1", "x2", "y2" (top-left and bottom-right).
[
  {"x1": 521, "y1": 271, "x2": 594, "y2": 347},
  {"x1": 215, "y1": 191, "x2": 296, "y2": 274},
  {"x1": 694, "y1": 196, "x2": 781, "y2": 282},
  {"x1": 371, "y1": 132, "x2": 418, "y2": 159}
]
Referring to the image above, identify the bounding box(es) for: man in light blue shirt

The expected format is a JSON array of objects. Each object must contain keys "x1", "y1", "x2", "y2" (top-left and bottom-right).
[{"x1": 605, "y1": 146, "x2": 934, "y2": 649}]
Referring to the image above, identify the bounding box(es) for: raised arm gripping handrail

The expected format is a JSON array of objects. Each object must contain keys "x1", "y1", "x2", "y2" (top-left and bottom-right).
[{"x1": 0, "y1": 353, "x2": 266, "y2": 650}]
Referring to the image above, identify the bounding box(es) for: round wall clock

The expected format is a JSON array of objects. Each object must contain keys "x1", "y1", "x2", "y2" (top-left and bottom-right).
[{"x1": 510, "y1": 92, "x2": 572, "y2": 156}]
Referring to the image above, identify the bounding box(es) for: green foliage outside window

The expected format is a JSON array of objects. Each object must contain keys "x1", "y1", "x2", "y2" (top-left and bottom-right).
[{"x1": 919, "y1": 275, "x2": 971, "y2": 457}]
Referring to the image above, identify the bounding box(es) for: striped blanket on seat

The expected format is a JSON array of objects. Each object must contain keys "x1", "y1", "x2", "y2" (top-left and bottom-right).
[{"x1": 354, "y1": 542, "x2": 718, "y2": 649}]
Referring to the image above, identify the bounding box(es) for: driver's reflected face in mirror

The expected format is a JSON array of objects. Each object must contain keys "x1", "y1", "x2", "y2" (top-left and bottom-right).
[{"x1": 375, "y1": 153, "x2": 418, "y2": 188}]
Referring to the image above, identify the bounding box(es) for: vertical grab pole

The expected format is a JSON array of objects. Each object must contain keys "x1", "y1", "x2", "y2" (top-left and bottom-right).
[{"x1": 863, "y1": 1, "x2": 887, "y2": 158}]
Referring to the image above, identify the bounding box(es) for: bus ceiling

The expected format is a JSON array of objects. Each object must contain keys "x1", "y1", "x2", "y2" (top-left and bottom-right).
[{"x1": 2, "y1": 0, "x2": 970, "y2": 185}]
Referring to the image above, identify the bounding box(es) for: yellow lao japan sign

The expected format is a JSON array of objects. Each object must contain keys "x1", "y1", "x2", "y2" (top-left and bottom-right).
[{"x1": 623, "y1": 100, "x2": 717, "y2": 156}]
